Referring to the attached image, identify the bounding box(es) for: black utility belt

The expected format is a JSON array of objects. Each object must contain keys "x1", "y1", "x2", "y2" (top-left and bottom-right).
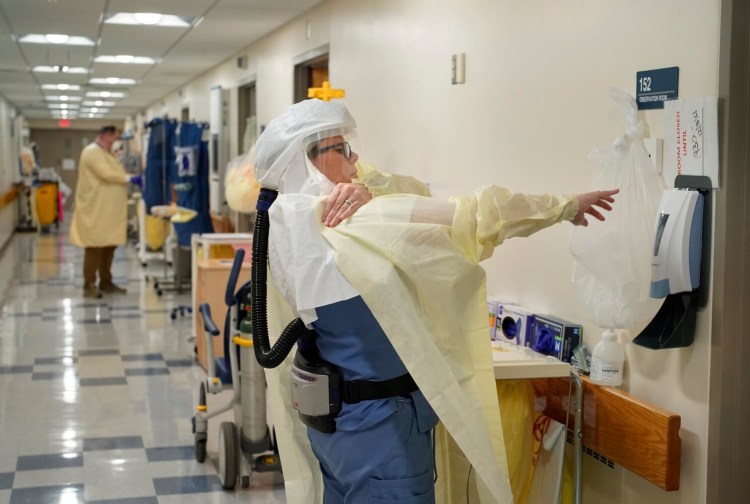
[
  {"x1": 342, "y1": 373, "x2": 419, "y2": 403},
  {"x1": 291, "y1": 350, "x2": 419, "y2": 433}
]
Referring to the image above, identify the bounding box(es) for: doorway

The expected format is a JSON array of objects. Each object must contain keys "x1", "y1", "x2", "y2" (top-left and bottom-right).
[{"x1": 294, "y1": 51, "x2": 329, "y2": 103}]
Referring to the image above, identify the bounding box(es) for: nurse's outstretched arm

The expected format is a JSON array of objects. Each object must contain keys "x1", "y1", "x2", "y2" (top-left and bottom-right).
[{"x1": 571, "y1": 189, "x2": 619, "y2": 226}]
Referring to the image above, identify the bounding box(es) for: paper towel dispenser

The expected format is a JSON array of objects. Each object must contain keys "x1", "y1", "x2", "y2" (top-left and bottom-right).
[{"x1": 649, "y1": 189, "x2": 704, "y2": 298}]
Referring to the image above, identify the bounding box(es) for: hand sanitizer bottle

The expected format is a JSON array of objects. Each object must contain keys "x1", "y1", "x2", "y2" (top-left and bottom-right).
[{"x1": 590, "y1": 329, "x2": 624, "y2": 386}]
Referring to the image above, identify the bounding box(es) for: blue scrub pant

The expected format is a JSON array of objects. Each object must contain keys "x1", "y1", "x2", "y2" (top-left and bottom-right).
[{"x1": 307, "y1": 397, "x2": 435, "y2": 503}]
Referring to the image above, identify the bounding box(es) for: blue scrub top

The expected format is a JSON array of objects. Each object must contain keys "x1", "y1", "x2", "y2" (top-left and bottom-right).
[{"x1": 311, "y1": 296, "x2": 439, "y2": 433}]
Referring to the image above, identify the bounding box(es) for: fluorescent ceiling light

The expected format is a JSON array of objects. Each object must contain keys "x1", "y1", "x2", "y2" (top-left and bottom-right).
[
  {"x1": 83, "y1": 101, "x2": 115, "y2": 107},
  {"x1": 33, "y1": 66, "x2": 88, "y2": 74},
  {"x1": 104, "y1": 12, "x2": 194, "y2": 27},
  {"x1": 47, "y1": 103, "x2": 80, "y2": 109},
  {"x1": 94, "y1": 55, "x2": 155, "y2": 64},
  {"x1": 20, "y1": 34, "x2": 95, "y2": 46},
  {"x1": 45, "y1": 96, "x2": 83, "y2": 102},
  {"x1": 134, "y1": 12, "x2": 162, "y2": 25},
  {"x1": 46, "y1": 34, "x2": 69, "y2": 44},
  {"x1": 81, "y1": 108, "x2": 110, "y2": 114},
  {"x1": 89, "y1": 77, "x2": 136, "y2": 85},
  {"x1": 86, "y1": 91, "x2": 125, "y2": 98},
  {"x1": 42, "y1": 84, "x2": 82, "y2": 91}
]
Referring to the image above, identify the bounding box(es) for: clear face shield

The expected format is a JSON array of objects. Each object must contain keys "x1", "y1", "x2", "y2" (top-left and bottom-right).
[{"x1": 302, "y1": 129, "x2": 364, "y2": 195}]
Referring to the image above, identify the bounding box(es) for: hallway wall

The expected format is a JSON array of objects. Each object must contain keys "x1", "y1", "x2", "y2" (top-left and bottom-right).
[
  {"x1": 0, "y1": 95, "x2": 20, "y2": 250},
  {"x1": 136, "y1": 1, "x2": 721, "y2": 502}
]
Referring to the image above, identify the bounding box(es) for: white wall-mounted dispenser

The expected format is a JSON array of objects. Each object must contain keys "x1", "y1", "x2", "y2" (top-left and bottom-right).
[
  {"x1": 635, "y1": 176, "x2": 710, "y2": 350},
  {"x1": 649, "y1": 189, "x2": 704, "y2": 298}
]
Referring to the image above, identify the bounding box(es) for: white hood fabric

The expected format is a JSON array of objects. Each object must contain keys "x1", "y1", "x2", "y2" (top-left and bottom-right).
[
  {"x1": 254, "y1": 99, "x2": 356, "y2": 195},
  {"x1": 254, "y1": 99, "x2": 360, "y2": 323}
]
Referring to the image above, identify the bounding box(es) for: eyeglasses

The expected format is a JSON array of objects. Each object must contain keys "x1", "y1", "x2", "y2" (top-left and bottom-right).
[{"x1": 316, "y1": 141, "x2": 352, "y2": 160}]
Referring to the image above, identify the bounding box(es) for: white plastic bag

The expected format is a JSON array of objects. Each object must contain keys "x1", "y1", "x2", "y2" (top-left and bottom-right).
[
  {"x1": 224, "y1": 148, "x2": 261, "y2": 213},
  {"x1": 570, "y1": 89, "x2": 665, "y2": 329}
]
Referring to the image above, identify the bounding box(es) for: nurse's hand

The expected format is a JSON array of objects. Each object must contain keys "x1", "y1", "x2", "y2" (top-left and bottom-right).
[
  {"x1": 572, "y1": 189, "x2": 619, "y2": 226},
  {"x1": 323, "y1": 183, "x2": 373, "y2": 227}
]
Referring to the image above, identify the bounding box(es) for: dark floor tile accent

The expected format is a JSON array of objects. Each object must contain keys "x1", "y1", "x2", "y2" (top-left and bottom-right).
[
  {"x1": 80, "y1": 377, "x2": 127, "y2": 386},
  {"x1": 145, "y1": 445, "x2": 194, "y2": 462},
  {"x1": 41, "y1": 316, "x2": 63, "y2": 321},
  {"x1": 34, "y1": 356, "x2": 78, "y2": 365},
  {"x1": 73, "y1": 302, "x2": 108, "y2": 308},
  {"x1": 153, "y1": 475, "x2": 223, "y2": 495},
  {"x1": 87, "y1": 498, "x2": 158, "y2": 504},
  {"x1": 121, "y1": 354, "x2": 163, "y2": 362},
  {"x1": 111, "y1": 314, "x2": 142, "y2": 319},
  {"x1": 143, "y1": 309, "x2": 169, "y2": 314},
  {"x1": 108, "y1": 305, "x2": 141, "y2": 310},
  {"x1": 10, "y1": 484, "x2": 84, "y2": 504},
  {"x1": 32, "y1": 371, "x2": 77, "y2": 381},
  {"x1": 6, "y1": 312, "x2": 43, "y2": 317},
  {"x1": 124, "y1": 368, "x2": 170, "y2": 376},
  {"x1": 83, "y1": 436, "x2": 144, "y2": 452},
  {"x1": 164, "y1": 359, "x2": 194, "y2": 367},
  {"x1": 78, "y1": 349, "x2": 120, "y2": 357},
  {"x1": 16, "y1": 452, "x2": 83, "y2": 471},
  {"x1": 0, "y1": 471, "x2": 13, "y2": 490},
  {"x1": 78, "y1": 319, "x2": 113, "y2": 324},
  {"x1": 0, "y1": 365, "x2": 33, "y2": 374}
]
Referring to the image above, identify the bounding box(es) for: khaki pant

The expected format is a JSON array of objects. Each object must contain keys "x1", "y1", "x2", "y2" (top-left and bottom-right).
[{"x1": 83, "y1": 246, "x2": 116, "y2": 288}]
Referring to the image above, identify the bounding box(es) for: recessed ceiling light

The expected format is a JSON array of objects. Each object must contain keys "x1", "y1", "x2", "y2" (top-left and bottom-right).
[
  {"x1": 33, "y1": 66, "x2": 88, "y2": 74},
  {"x1": 45, "y1": 33, "x2": 69, "y2": 44},
  {"x1": 42, "y1": 84, "x2": 83, "y2": 91},
  {"x1": 134, "y1": 12, "x2": 162, "y2": 25},
  {"x1": 20, "y1": 34, "x2": 95, "y2": 46},
  {"x1": 86, "y1": 91, "x2": 125, "y2": 98},
  {"x1": 94, "y1": 55, "x2": 155, "y2": 64},
  {"x1": 89, "y1": 77, "x2": 136, "y2": 85},
  {"x1": 104, "y1": 13, "x2": 194, "y2": 27},
  {"x1": 83, "y1": 101, "x2": 115, "y2": 107},
  {"x1": 45, "y1": 96, "x2": 82, "y2": 102}
]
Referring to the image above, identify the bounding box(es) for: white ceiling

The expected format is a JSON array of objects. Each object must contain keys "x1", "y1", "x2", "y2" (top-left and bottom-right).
[{"x1": 0, "y1": 0, "x2": 323, "y2": 120}]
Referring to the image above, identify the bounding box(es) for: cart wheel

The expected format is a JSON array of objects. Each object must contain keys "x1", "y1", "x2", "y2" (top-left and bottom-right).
[
  {"x1": 195, "y1": 437, "x2": 207, "y2": 463},
  {"x1": 141, "y1": 262, "x2": 147, "y2": 268},
  {"x1": 157, "y1": 289, "x2": 163, "y2": 296},
  {"x1": 154, "y1": 281, "x2": 159, "y2": 288},
  {"x1": 241, "y1": 475, "x2": 250, "y2": 489},
  {"x1": 170, "y1": 311, "x2": 177, "y2": 320},
  {"x1": 218, "y1": 422, "x2": 238, "y2": 489}
]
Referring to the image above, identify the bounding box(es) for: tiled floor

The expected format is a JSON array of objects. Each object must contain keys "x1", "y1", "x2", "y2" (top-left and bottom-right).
[{"x1": 0, "y1": 228, "x2": 285, "y2": 504}]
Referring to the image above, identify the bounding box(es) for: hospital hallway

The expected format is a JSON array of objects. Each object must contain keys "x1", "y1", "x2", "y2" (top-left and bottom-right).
[{"x1": 0, "y1": 226, "x2": 286, "y2": 504}]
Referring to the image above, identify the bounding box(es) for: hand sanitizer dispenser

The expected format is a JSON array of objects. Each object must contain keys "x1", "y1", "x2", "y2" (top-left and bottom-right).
[{"x1": 649, "y1": 189, "x2": 704, "y2": 298}]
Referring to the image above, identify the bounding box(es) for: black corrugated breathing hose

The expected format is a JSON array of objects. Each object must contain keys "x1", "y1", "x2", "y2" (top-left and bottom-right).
[{"x1": 251, "y1": 188, "x2": 312, "y2": 368}]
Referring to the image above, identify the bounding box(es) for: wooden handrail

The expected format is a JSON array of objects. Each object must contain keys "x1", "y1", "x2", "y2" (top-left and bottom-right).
[{"x1": 532, "y1": 374, "x2": 681, "y2": 491}]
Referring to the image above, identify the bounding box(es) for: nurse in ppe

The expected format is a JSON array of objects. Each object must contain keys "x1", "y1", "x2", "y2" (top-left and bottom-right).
[{"x1": 252, "y1": 98, "x2": 617, "y2": 504}]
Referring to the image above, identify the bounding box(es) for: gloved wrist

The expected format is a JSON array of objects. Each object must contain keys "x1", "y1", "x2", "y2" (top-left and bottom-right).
[{"x1": 129, "y1": 174, "x2": 144, "y2": 189}]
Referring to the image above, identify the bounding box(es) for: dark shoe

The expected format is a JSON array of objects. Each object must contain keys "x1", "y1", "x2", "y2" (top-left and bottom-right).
[
  {"x1": 100, "y1": 283, "x2": 127, "y2": 294},
  {"x1": 83, "y1": 285, "x2": 102, "y2": 298}
]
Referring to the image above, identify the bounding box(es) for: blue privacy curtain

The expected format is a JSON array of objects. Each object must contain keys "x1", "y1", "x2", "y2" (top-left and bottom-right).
[
  {"x1": 143, "y1": 118, "x2": 213, "y2": 246},
  {"x1": 172, "y1": 121, "x2": 213, "y2": 246}
]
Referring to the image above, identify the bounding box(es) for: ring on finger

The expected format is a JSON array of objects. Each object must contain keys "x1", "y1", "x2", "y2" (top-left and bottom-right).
[{"x1": 344, "y1": 199, "x2": 353, "y2": 206}]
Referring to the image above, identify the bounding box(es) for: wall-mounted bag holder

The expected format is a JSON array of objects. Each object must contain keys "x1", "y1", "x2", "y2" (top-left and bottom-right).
[{"x1": 634, "y1": 175, "x2": 712, "y2": 349}]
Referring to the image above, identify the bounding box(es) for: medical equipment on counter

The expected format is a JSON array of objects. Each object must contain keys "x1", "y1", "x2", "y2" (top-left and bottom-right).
[
  {"x1": 192, "y1": 249, "x2": 280, "y2": 489},
  {"x1": 635, "y1": 176, "x2": 710, "y2": 349},
  {"x1": 529, "y1": 314, "x2": 582, "y2": 363},
  {"x1": 497, "y1": 304, "x2": 534, "y2": 347}
]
